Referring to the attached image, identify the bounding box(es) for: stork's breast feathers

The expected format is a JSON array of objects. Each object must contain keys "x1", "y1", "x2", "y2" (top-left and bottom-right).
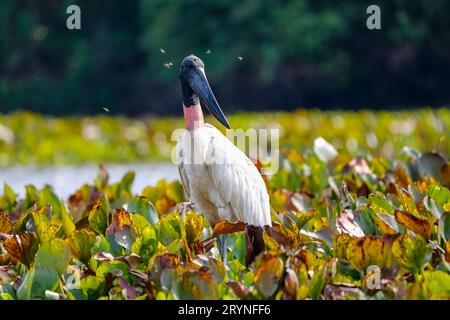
[{"x1": 176, "y1": 125, "x2": 271, "y2": 227}]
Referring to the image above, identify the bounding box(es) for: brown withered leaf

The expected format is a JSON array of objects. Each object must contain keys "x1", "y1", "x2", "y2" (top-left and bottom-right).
[
  {"x1": 394, "y1": 210, "x2": 431, "y2": 239},
  {"x1": 282, "y1": 267, "x2": 298, "y2": 300},
  {"x1": 107, "y1": 209, "x2": 132, "y2": 234},
  {"x1": 193, "y1": 238, "x2": 215, "y2": 255},
  {"x1": 75, "y1": 216, "x2": 90, "y2": 230},
  {"x1": 0, "y1": 212, "x2": 13, "y2": 233},
  {"x1": 246, "y1": 225, "x2": 265, "y2": 266},
  {"x1": 213, "y1": 220, "x2": 246, "y2": 237},
  {"x1": 393, "y1": 164, "x2": 412, "y2": 188},
  {"x1": 345, "y1": 235, "x2": 397, "y2": 272},
  {"x1": 0, "y1": 254, "x2": 10, "y2": 265},
  {"x1": 375, "y1": 214, "x2": 399, "y2": 235},
  {"x1": 116, "y1": 253, "x2": 141, "y2": 270},
  {"x1": 254, "y1": 256, "x2": 284, "y2": 298},
  {"x1": 227, "y1": 281, "x2": 249, "y2": 298},
  {"x1": 357, "y1": 183, "x2": 370, "y2": 197},
  {"x1": 442, "y1": 164, "x2": 450, "y2": 188},
  {"x1": 153, "y1": 254, "x2": 180, "y2": 276},
  {"x1": 264, "y1": 224, "x2": 290, "y2": 247},
  {"x1": 2, "y1": 232, "x2": 39, "y2": 267},
  {"x1": 445, "y1": 241, "x2": 450, "y2": 263}
]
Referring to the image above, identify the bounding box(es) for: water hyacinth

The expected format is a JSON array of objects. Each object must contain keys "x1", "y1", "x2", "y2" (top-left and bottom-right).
[{"x1": 0, "y1": 135, "x2": 448, "y2": 299}]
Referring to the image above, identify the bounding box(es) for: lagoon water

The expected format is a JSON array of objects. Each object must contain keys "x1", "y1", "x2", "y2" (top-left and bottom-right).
[{"x1": 0, "y1": 163, "x2": 179, "y2": 199}]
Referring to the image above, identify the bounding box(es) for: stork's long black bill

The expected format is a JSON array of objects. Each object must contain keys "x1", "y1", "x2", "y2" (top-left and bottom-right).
[{"x1": 188, "y1": 68, "x2": 231, "y2": 129}]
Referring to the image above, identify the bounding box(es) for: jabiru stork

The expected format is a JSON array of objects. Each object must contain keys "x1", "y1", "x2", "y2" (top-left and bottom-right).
[{"x1": 176, "y1": 55, "x2": 271, "y2": 263}]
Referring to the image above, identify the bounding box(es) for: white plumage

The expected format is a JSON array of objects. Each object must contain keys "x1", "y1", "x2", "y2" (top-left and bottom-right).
[{"x1": 176, "y1": 124, "x2": 271, "y2": 228}]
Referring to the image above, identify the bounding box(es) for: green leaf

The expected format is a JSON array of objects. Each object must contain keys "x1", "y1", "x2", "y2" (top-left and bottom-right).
[
  {"x1": 96, "y1": 260, "x2": 130, "y2": 282},
  {"x1": 166, "y1": 181, "x2": 185, "y2": 203},
  {"x1": 80, "y1": 275, "x2": 106, "y2": 300},
  {"x1": 158, "y1": 212, "x2": 185, "y2": 246},
  {"x1": 172, "y1": 269, "x2": 219, "y2": 300},
  {"x1": 309, "y1": 264, "x2": 329, "y2": 300},
  {"x1": 17, "y1": 267, "x2": 35, "y2": 300},
  {"x1": 39, "y1": 186, "x2": 61, "y2": 219},
  {"x1": 427, "y1": 185, "x2": 450, "y2": 207},
  {"x1": 423, "y1": 270, "x2": 450, "y2": 299},
  {"x1": 88, "y1": 196, "x2": 110, "y2": 234},
  {"x1": 119, "y1": 171, "x2": 135, "y2": 194},
  {"x1": 131, "y1": 213, "x2": 150, "y2": 230},
  {"x1": 32, "y1": 205, "x2": 61, "y2": 242},
  {"x1": 33, "y1": 238, "x2": 70, "y2": 297},
  {"x1": 184, "y1": 212, "x2": 205, "y2": 245},
  {"x1": 67, "y1": 229, "x2": 97, "y2": 265},
  {"x1": 2, "y1": 183, "x2": 16, "y2": 212},
  {"x1": 439, "y1": 212, "x2": 450, "y2": 242},
  {"x1": 392, "y1": 233, "x2": 432, "y2": 275},
  {"x1": 369, "y1": 194, "x2": 395, "y2": 214},
  {"x1": 127, "y1": 196, "x2": 158, "y2": 225},
  {"x1": 24, "y1": 185, "x2": 39, "y2": 209},
  {"x1": 61, "y1": 201, "x2": 75, "y2": 236}
]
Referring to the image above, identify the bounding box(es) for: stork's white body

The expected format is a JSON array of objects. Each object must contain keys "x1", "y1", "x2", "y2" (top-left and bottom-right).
[{"x1": 176, "y1": 123, "x2": 271, "y2": 228}]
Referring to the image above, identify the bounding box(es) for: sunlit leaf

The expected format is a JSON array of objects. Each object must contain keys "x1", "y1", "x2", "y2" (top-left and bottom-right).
[
  {"x1": 39, "y1": 186, "x2": 61, "y2": 219},
  {"x1": 172, "y1": 268, "x2": 219, "y2": 300},
  {"x1": 375, "y1": 213, "x2": 402, "y2": 235},
  {"x1": 346, "y1": 236, "x2": 395, "y2": 272},
  {"x1": 32, "y1": 238, "x2": 70, "y2": 297},
  {"x1": 61, "y1": 201, "x2": 75, "y2": 236},
  {"x1": 394, "y1": 210, "x2": 431, "y2": 239},
  {"x1": 213, "y1": 220, "x2": 246, "y2": 237},
  {"x1": 80, "y1": 275, "x2": 106, "y2": 300},
  {"x1": 67, "y1": 229, "x2": 96, "y2": 265},
  {"x1": 336, "y1": 210, "x2": 365, "y2": 237},
  {"x1": 32, "y1": 205, "x2": 61, "y2": 242},
  {"x1": 392, "y1": 233, "x2": 432, "y2": 275},
  {"x1": 88, "y1": 196, "x2": 110, "y2": 234},
  {"x1": 309, "y1": 262, "x2": 331, "y2": 300},
  {"x1": 127, "y1": 196, "x2": 158, "y2": 225},
  {"x1": 422, "y1": 270, "x2": 450, "y2": 299},
  {"x1": 185, "y1": 212, "x2": 205, "y2": 245},
  {"x1": 158, "y1": 212, "x2": 185, "y2": 246},
  {"x1": 0, "y1": 212, "x2": 13, "y2": 233},
  {"x1": 313, "y1": 137, "x2": 338, "y2": 163},
  {"x1": 24, "y1": 185, "x2": 39, "y2": 209},
  {"x1": 2, "y1": 232, "x2": 39, "y2": 267}
]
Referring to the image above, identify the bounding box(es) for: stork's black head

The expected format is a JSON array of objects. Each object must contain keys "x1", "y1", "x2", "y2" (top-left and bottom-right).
[{"x1": 179, "y1": 55, "x2": 230, "y2": 129}]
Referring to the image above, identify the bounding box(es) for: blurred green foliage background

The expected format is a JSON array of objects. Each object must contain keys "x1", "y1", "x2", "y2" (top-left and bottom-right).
[{"x1": 0, "y1": 0, "x2": 449, "y2": 116}]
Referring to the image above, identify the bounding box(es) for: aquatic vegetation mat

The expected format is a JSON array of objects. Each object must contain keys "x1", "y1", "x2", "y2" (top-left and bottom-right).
[{"x1": 0, "y1": 134, "x2": 449, "y2": 299}]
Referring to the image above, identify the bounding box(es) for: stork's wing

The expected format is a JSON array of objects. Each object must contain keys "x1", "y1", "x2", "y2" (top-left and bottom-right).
[{"x1": 205, "y1": 126, "x2": 271, "y2": 227}]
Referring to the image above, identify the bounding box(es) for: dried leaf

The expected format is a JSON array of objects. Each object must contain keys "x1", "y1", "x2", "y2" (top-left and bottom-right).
[
  {"x1": 0, "y1": 212, "x2": 13, "y2": 234},
  {"x1": 282, "y1": 267, "x2": 298, "y2": 300},
  {"x1": 254, "y1": 256, "x2": 284, "y2": 298},
  {"x1": 2, "y1": 232, "x2": 39, "y2": 267},
  {"x1": 213, "y1": 220, "x2": 246, "y2": 237},
  {"x1": 394, "y1": 210, "x2": 431, "y2": 239},
  {"x1": 227, "y1": 281, "x2": 249, "y2": 298}
]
